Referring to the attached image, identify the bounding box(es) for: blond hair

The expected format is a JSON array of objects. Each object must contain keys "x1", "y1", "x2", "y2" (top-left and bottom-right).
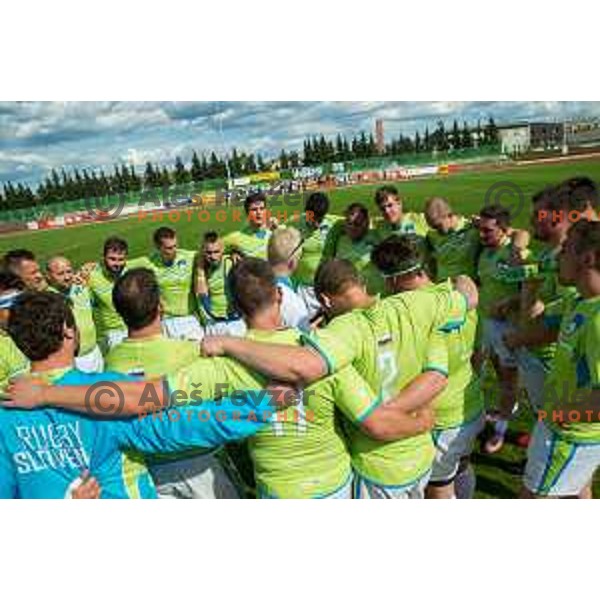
[
  {"x1": 268, "y1": 226, "x2": 302, "y2": 266},
  {"x1": 424, "y1": 197, "x2": 452, "y2": 220}
]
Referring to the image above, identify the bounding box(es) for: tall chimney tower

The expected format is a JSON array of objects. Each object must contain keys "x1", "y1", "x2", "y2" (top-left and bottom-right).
[{"x1": 375, "y1": 119, "x2": 385, "y2": 154}]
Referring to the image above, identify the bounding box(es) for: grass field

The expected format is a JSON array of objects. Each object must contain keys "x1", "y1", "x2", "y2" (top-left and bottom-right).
[
  {"x1": 3, "y1": 157, "x2": 600, "y2": 264},
  {"x1": 2, "y1": 156, "x2": 600, "y2": 498}
]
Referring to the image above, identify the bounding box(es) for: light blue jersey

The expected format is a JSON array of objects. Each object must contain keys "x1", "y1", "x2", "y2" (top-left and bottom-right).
[{"x1": 0, "y1": 369, "x2": 273, "y2": 498}]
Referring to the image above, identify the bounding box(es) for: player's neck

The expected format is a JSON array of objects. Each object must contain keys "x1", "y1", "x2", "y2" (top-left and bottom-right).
[
  {"x1": 129, "y1": 318, "x2": 162, "y2": 340},
  {"x1": 396, "y1": 274, "x2": 430, "y2": 291},
  {"x1": 578, "y1": 271, "x2": 600, "y2": 299},
  {"x1": 31, "y1": 349, "x2": 73, "y2": 374},
  {"x1": 272, "y1": 264, "x2": 291, "y2": 279},
  {"x1": 246, "y1": 307, "x2": 282, "y2": 331},
  {"x1": 350, "y1": 288, "x2": 376, "y2": 309},
  {"x1": 248, "y1": 221, "x2": 267, "y2": 233}
]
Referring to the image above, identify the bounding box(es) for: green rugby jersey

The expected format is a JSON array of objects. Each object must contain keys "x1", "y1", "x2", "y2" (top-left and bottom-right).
[
  {"x1": 146, "y1": 249, "x2": 196, "y2": 317},
  {"x1": 493, "y1": 243, "x2": 577, "y2": 365},
  {"x1": 428, "y1": 282, "x2": 483, "y2": 429},
  {"x1": 105, "y1": 334, "x2": 199, "y2": 377},
  {"x1": 167, "y1": 328, "x2": 378, "y2": 498},
  {"x1": 49, "y1": 285, "x2": 97, "y2": 356},
  {"x1": 544, "y1": 295, "x2": 600, "y2": 443},
  {"x1": 87, "y1": 263, "x2": 127, "y2": 342},
  {"x1": 293, "y1": 214, "x2": 343, "y2": 287},
  {"x1": 477, "y1": 237, "x2": 527, "y2": 318},
  {"x1": 198, "y1": 256, "x2": 235, "y2": 323},
  {"x1": 426, "y1": 216, "x2": 481, "y2": 281},
  {"x1": 223, "y1": 225, "x2": 271, "y2": 260},
  {"x1": 0, "y1": 332, "x2": 29, "y2": 393},
  {"x1": 323, "y1": 229, "x2": 384, "y2": 296},
  {"x1": 373, "y1": 212, "x2": 429, "y2": 241},
  {"x1": 105, "y1": 333, "x2": 203, "y2": 469},
  {"x1": 302, "y1": 285, "x2": 468, "y2": 487}
]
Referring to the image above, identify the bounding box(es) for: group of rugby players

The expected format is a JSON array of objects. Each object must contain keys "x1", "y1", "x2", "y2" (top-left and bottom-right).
[{"x1": 0, "y1": 176, "x2": 599, "y2": 499}]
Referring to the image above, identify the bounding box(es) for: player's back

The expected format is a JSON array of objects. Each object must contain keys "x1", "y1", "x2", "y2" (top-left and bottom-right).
[
  {"x1": 426, "y1": 281, "x2": 483, "y2": 428},
  {"x1": 105, "y1": 335, "x2": 199, "y2": 377},
  {"x1": 304, "y1": 284, "x2": 466, "y2": 486},
  {"x1": 344, "y1": 292, "x2": 450, "y2": 484},
  {"x1": 169, "y1": 328, "x2": 356, "y2": 498},
  {"x1": 0, "y1": 368, "x2": 156, "y2": 499}
]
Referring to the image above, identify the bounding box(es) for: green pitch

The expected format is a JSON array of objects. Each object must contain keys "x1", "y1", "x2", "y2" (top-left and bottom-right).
[
  {"x1": 2, "y1": 156, "x2": 600, "y2": 498},
  {"x1": 3, "y1": 158, "x2": 600, "y2": 264}
]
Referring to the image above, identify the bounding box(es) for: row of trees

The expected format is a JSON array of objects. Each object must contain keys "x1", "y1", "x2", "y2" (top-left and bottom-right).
[
  {"x1": 298, "y1": 118, "x2": 499, "y2": 166},
  {"x1": 1, "y1": 118, "x2": 500, "y2": 212}
]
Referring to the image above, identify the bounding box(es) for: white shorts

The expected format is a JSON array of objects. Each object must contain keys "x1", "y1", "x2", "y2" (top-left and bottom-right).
[
  {"x1": 162, "y1": 315, "x2": 204, "y2": 341},
  {"x1": 430, "y1": 413, "x2": 486, "y2": 484},
  {"x1": 524, "y1": 421, "x2": 600, "y2": 497},
  {"x1": 353, "y1": 470, "x2": 431, "y2": 499},
  {"x1": 296, "y1": 285, "x2": 322, "y2": 320},
  {"x1": 74, "y1": 344, "x2": 104, "y2": 374},
  {"x1": 149, "y1": 452, "x2": 240, "y2": 499},
  {"x1": 100, "y1": 329, "x2": 128, "y2": 355},
  {"x1": 515, "y1": 349, "x2": 548, "y2": 412},
  {"x1": 481, "y1": 318, "x2": 517, "y2": 368},
  {"x1": 204, "y1": 319, "x2": 247, "y2": 338}
]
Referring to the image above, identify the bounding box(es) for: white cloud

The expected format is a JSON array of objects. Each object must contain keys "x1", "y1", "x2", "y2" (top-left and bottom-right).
[{"x1": 1, "y1": 101, "x2": 599, "y2": 186}]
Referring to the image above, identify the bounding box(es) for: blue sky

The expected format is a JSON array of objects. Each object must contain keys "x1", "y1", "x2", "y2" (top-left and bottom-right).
[{"x1": 1, "y1": 101, "x2": 599, "y2": 187}]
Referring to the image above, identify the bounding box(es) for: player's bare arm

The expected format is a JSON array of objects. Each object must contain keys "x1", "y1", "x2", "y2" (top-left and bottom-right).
[
  {"x1": 361, "y1": 404, "x2": 435, "y2": 442},
  {"x1": 195, "y1": 263, "x2": 209, "y2": 297},
  {"x1": 452, "y1": 275, "x2": 479, "y2": 310},
  {"x1": 201, "y1": 336, "x2": 328, "y2": 385},
  {"x1": 4, "y1": 375, "x2": 167, "y2": 415}
]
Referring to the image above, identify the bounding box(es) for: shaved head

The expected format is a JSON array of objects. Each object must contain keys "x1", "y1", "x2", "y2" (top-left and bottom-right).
[{"x1": 46, "y1": 256, "x2": 74, "y2": 292}]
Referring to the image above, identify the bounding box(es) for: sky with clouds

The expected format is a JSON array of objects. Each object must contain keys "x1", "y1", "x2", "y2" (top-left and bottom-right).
[{"x1": 1, "y1": 101, "x2": 599, "y2": 187}]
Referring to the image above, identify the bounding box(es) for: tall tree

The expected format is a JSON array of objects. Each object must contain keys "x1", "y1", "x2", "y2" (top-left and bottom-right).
[
  {"x1": 173, "y1": 156, "x2": 189, "y2": 185},
  {"x1": 451, "y1": 119, "x2": 461, "y2": 150},
  {"x1": 415, "y1": 131, "x2": 422, "y2": 153},
  {"x1": 279, "y1": 149, "x2": 289, "y2": 170},
  {"x1": 144, "y1": 162, "x2": 156, "y2": 190},
  {"x1": 461, "y1": 121, "x2": 472, "y2": 148},
  {"x1": 190, "y1": 151, "x2": 204, "y2": 182}
]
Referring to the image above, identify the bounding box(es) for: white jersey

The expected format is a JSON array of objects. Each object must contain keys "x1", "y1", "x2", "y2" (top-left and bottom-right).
[{"x1": 277, "y1": 277, "x2": 310, "y2": 332}]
